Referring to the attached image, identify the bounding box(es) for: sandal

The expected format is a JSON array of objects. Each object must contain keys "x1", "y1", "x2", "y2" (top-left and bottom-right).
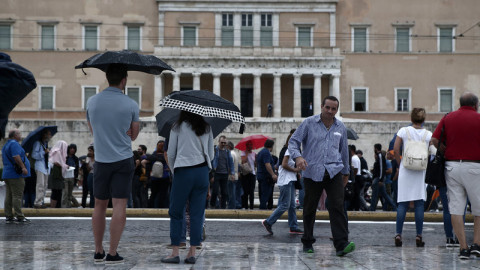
[
  {"x1": 416, "y1": 235, "x2": 425, "y2": 247},
  {"x1": 394, "y1": 234, "x2": 402, "y2": 247}
]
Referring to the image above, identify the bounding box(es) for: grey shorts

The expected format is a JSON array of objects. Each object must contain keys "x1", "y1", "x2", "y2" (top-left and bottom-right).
[
  {"x1": 445, "y1": 161, "x2": 480, "y2": 216},
  {"x1": 93, "y1": 157, "x2": 134, "y2": 200}
]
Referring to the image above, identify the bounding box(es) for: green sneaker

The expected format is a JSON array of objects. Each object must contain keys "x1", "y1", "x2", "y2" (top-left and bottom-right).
[
  {"x1": 336, "y1": 242, "x2": 355, "y2": 256},
  {"x1": 303, "y1": 245, "x2": 314, "y2": 253}
]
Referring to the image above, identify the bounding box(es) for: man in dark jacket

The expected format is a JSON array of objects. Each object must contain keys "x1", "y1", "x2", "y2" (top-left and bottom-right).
[{"x1": 369, "y1": 144, "x2": 396, "y2": 211}]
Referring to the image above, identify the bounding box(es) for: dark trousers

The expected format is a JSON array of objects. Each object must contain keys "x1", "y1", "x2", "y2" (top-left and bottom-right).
[
  {"x1": 211, "y1": 173, "x2": 228, "y2": 209},
  {"x1": 258, "y1": 177, "x2": 273, "y2": 210},
  {"x1": 241, "y1": 173, "x2": 256, "y2": 209},
  {"x1": 302, "y1": 173, "x2": 349, "y2": 251},
  {"x1": 150, "y1": 178, "x2": 170, "y2": 208}
]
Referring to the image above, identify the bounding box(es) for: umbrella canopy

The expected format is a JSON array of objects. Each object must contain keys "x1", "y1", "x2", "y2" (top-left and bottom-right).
[
  {"x1": 156, "y1": 108, "x2": 232, "y2": 139},
  {"x1": 346, "y1": 127, "x2": 359, "y2": 140},
  {"x1": 0, "y1": 52, "x2": 37, "y2": 138},
  {"x1": 21, "y1": 126, "x2": 58, "y2": 153},
  {"x1": 159, "y1": 90, "x2": 245, "y2": 134},
  {"x1": 75, "y1": 50, "x2": 175, "y2": 75},
  {"x1": 235, "y1": 135, "x2": 272, "y2": 151}
]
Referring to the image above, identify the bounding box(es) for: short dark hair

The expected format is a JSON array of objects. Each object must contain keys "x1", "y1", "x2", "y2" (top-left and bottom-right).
[
  {"x1": 106, "y1": 64, "x2": 128, "y2": 86},
  {"x1": 322, "y1": 96, "x2": 339, "y2": 107},
  {"x1": 349, "y1": 144, "x2": 357, "y2": 153},
  {"x1": 88, "y1": 145, "x2": 94, "y2": 151},
  {"x1": 356, "y1": 150, "x2": 363, "y2": 155},
  {"x1": 374, "y1": 143, "x2": 382, "y2": 151},
  {"x1": 227, "y1": 141, "x2": 235, "y2": 149},
  {"x1": 67, "y1": 144, "x2": 77, "y2": 153},
  {"x1": 139, "y1": 145, "x2": 147, "y2": 153},
  {"x1": 411, "y1": 108, "x2": 426, "y2": 124},
  {"x1": 8, "y1": 130, "x2": 17, "y2": 139},
  {"x1": 264, "y1": 139, "x2": 274, "y2": 148},
  {"x1": 459, "y1": 93, "x2": 479, "y2": 107}
]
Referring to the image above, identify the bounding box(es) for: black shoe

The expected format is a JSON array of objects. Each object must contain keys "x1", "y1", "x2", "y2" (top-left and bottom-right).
[
  {"x1": 184, "y1": 256, "x2": 196, "y2": 264},
  {"x1": 161, "y1": 256, "x2": 180, "y2": 264},
  {"x1": 14, "y1": 218, "x2": 30, "y2": 224},
  {"x1": 459, "y1": 248, "x2": 471, "y2": 260},
  {"x1": 289, "y1": 228, "x2": 304, "y2": 235},
  {"x1": 446, "y1": 238, "x2": 457, "y2": 247},
  {"x1": 303, "y1": 245, "x2": 314, "y2": 253},
  {"x1": 94, "y1": 250, "x2": 105, "y2": 264},
  {"x1": 105, "y1": 252, "x2": 124, "y2": 264},
  {"x1": 262, "y1": 220, "x2": 273, "y2": 235},
  {"x1": 470, "y1": 243, "x2": 480, "y2": 257},
  {"x1": 5, "y1": 217, "x2": 15, "y2": 224}
]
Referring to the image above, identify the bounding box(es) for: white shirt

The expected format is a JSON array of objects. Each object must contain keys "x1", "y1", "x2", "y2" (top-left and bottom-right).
[
  {"x1": 277, "y1": 149, "x2": 297, "y2": 186},
  {"x1": 240, "y1": 151, "x2": 256, "y2": 175},
  {"x1": 351, "y1": 154, "x2": 361, "y2": 176}
]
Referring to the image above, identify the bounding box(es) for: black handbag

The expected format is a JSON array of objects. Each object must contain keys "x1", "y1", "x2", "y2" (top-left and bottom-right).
[{"x1": 425, "y1": 123, "x2": 446, "y2": 187}]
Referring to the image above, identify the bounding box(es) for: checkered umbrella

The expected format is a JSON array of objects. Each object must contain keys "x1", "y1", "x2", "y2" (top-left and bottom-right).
[{"x1": 159, "y1": 90, "x2": 245, "y2": 134}]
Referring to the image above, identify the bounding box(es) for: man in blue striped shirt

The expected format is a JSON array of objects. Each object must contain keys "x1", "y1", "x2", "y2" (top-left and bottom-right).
[{"x1": 289, "y1": 96, "x2": 355, "y2": 256}]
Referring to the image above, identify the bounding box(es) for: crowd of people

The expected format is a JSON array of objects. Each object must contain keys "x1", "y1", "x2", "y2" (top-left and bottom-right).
[{"x1": 2, "y1": 86, "x2": 480, "y2": 263}]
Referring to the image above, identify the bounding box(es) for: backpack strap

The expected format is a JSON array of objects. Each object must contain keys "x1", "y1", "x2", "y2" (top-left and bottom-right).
[
  {"x1": 421, "y1": 129, "x2": 428, "y2": 143},
  {"x1": 405, "y1": 127, "x2": 413, "y2": 141}
]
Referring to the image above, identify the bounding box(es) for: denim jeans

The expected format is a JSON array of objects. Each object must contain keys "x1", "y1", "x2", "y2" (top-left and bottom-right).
[
  {"x1": 266, "y1": 181, "x2": 298, "y2": 229},
  {"x1": 439, "y1": 186, "x2": 453, "y2": 238},
  {"x1": 396, "y1": 200, "x2": 424, "y2": 235},
  {"x1": 169, "y1": 165, "x2": 209, "y2": 246},
  {"x1": 235, "y1": 179, "x2": 243, "y2": 209},
  {"x1": 227, "y1": 180, "x2": 236, "y2": 209},
  {"x1": 370, "y1": 177, "x2": 397, "y2": 211}
]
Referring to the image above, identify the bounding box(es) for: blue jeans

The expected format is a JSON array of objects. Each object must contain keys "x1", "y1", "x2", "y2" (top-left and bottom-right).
[
  {"x1": 370, "y1": 177, "x2": 396, "y2": 211},
  {"x1": 396, "y1": 200, "x2": 424, "y2": 235},
  {"x1": 266, "y1": 181, "x2": 298, "y2": 229},
  {"x1": 258, "y1": 177, "x2": 273, "y2": 210},
  {"x1": 169, "y1": 165, "x2": 209, "y2": 246},
  {"x1": 439, "y1": 186, "x2": 453, "y2": 238},
  {"x1": 227, "y1": 180, "x2": 236, "y2": 209},
  {"x1": 235, "y1": 179, "x2": 243, "y2": 209}
]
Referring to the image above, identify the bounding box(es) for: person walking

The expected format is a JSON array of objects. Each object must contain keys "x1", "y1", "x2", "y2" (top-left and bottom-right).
[
  {"x1": 87, "y1": 64, "x2": 140, "y2": 264},
  {"x1": 48, "y1": 140, "x2": 69, "y2": 208},
  {"x1": 262, "y1": 134, "x2": 303, "y2": 235},
  {"x1": 289, "y1": 96, "x2": 355, "y2": 256},
  {"x1": 369, "y1": 144, "x2": 396, "y2": 211},
  {"x1": 256, "y1": 139, "x2": 277, "y2": 210},
  {"x1": 227, "y1": 141, "x2": 242, "y2": 209},
  {"x1": 2, "y1": 129, "x2": 31, "y2": 224},
  {"x1": 211, "y1": 135, "x2": 235, "y2": 209},
  {"x1": 393, "y1": 108, "x2": 432, "y2": 248},
  {"x1": 162, "y1": 110, "x2": 213, "y2": 265},
  {"x1": 32, "y1": 128, "x2": 52, "y2": 209},
  {"x1": 431, "y1": 92, "x2": 480, "y2": 259}
]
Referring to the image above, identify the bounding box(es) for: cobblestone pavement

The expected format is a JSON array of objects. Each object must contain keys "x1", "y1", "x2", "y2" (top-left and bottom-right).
[{"x1": 1, "y1": 218, "x2": 478, "y2": 269}]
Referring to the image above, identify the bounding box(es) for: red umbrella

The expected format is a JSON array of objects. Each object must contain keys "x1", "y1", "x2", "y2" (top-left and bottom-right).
[{"x1": 235, "y1": 135, "x2": 272, "y2": 151}]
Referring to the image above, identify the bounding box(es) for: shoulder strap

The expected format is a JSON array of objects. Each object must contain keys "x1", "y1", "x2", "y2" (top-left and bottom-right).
[
  {"x1": 405, "y1": 127, "x2": 413, "y2": 141},
  {"x1": 421, "y1": 129, "x2": 428, "y2": 143}
]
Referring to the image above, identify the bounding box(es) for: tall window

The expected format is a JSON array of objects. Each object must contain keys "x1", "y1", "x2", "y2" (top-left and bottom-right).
[
  {"x1": 353, "y1": 27, "x2": 367, "y2": 52},
  {"x1": 439, "y1": 88, "x2": 453, "y2": 112},
  {"x1": 396, "y1": 88, "x2": 410, "y2": 112},
  {"x1": 126, "y1": 86, "x2": 141, "y2": 108},
  {"x1": 41, "y1": 25, "x2": 55, "y2": 50},
  {"x1": 241, "y1": 14, "x2": 253, "y2": 46},
  {"x1": 127, "y1": 26, "x2": 141, "y2": 50},
  {"x1": 260, "y1": 14, "x2": 272, "y2": 46},
  {"x1": 40, "y1": 86, "x2": 54, "y2": 110},
  {"x1": 396, "y1": 27, "x2": 410, "y2": 52},
  {"x1": 0, "y1": 24, "x2": 11, "y2": 50},
  {"x1": 221, "y1": 13, "x2": 234, "y2": 46},
  {"x1": 297, "y1": 27, "x2": 311, "y2": 47},
  {"x1": 182, "y1": 26, "x2": 197, "y2": 46},
  {"x1": 83, "y1": 25, "x2": 98, "y2": 51},
  {"x1": 82, "y1": 86, "x2": 97, "y2": 109},
  {"x1": 353, "y1": 88, "x2": 368, "y2": 112},
  {"x1": 438, "y1": 27, "x2": 454, "y2": 52}
]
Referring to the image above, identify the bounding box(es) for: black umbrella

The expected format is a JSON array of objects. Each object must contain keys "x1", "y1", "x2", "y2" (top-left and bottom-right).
[
  {"x1": 21, "y1": 126, "x2": 58, "y2": 153},
  {"x1": 346, "y1": 127, "x2": 359, "y2": 140},
  {"x1": 159, "y1": 90, "x2": 245, "y2": 134},
  {"x1": 156, "y1": 108, "x2": 232, "y2": 138},
  {"x1": 74, "y1": 50, "x2": 175, "y2": 75},
  {"x1": 0, "y1": 52, "x2": 37, "y2": 138}
]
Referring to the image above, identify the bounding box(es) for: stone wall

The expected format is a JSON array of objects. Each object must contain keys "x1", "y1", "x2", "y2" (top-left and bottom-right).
[{"x1": 1, "y1": 118, "x2": 440, "y2": 169}]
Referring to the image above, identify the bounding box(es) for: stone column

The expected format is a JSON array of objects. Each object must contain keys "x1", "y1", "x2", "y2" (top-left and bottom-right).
[
  {"x1": 273, "y1": 14, "x2": 280, "y2": 47},
  {"x1": 313, "y1": 73, "x2": 322, "y2": 115},
  {"x1": 193, "y1": 72, "x2": 201, "y2": 90},
  {"x1": 158, "y1": 12, "x2": 165, "y2": 46},
  {"x1": 233, "y1": 73, "x2": 241, "y2": 110},
  {"x1": 293, "y1": 73, "x2": 301, "y2": 118},
  {"x1": 173, "y1": 73, "x2": 180, "y2": 92},
  {"x1": 332, "y1": 74, "x2": 341, "y2": 113},
  {"x1": 253, "y1": 72, "x2": 261, "y2": 117},
  {"x1": 215, "y1": 13, "x2": 222, "y2": 46},
  {"x1": 154, "y1": 74, "x2": 163, "y2": 116},
  {"x1": 273, "y1": 73, "x2": 281, "y2": 118},
  {"x1": 234, "y1": 14, "x2": 241, "y2": 47},
  {"x1": 213, "y1": 72, "x2": 221, "y2": 96}
]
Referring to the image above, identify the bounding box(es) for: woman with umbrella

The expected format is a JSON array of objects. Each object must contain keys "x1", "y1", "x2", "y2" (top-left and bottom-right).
[
  {"x1": 48, "y1": 140, "x2": 69, "y2": 208},
  {"x1": 162, "y1": 110, "x2": 214, "y2": 265}
]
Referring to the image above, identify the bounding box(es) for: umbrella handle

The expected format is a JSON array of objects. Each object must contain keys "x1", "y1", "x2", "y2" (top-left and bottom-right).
[
  {"x1": 239, "y1": 123, "x2": 245, "y2": 134},
  {"x1": 81, "y1": 68, "x2": 87, "y2": 76}
]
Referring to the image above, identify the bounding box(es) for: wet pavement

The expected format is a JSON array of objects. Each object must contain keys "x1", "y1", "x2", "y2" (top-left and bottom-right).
[{"x1": 1, "y1": 217, "x2": 478, "y2": 269}]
